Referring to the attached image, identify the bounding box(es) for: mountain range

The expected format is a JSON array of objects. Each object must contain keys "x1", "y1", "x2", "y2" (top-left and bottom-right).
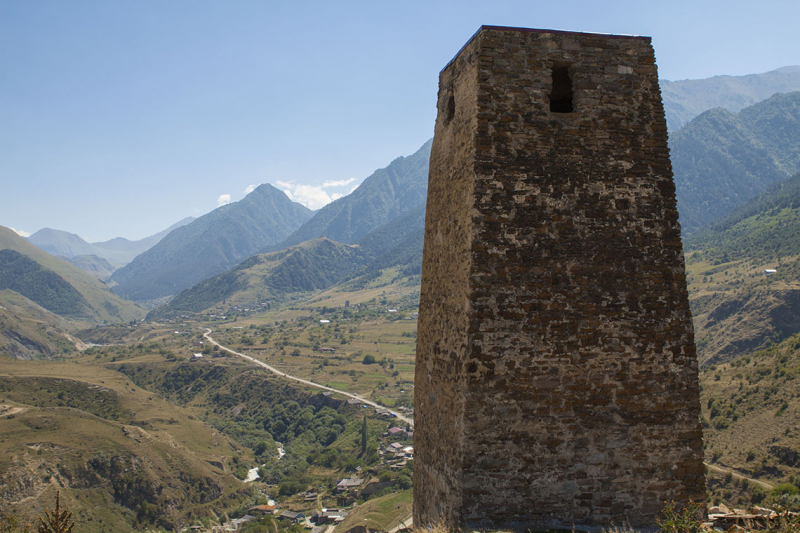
[
  {"x1": 0, "y1": 225, "x2": 143, "y2": 325},
  {"x1": 661, "y1": 65, "x2": 800, "y2": 131},
  {"x1": 149, "y1": 203, "x2": 427, "y2": 318},
  {"x1": 6, "y1": 68, "x2": 800, "y2": 328},
  {"x1": 271, "y1": 139, "x2": 431, "y2": 249},
  {"x1": 109, "y1": 184, "x2": 313, "y2": 302},
  {"x1": 27, "y1": 217, "x2": 195, "y2": 267},
  {"x1": 671, "y1": 91, "x2": 800, "y2": 235},
  {"x1": 146, "y1": 90, "x2": 800, "y2": 317}
]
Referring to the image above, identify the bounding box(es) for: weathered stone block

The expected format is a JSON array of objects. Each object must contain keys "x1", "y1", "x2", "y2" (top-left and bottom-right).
[{"x1": 414, "y1": 26, "x2": 704, "y2": 532}]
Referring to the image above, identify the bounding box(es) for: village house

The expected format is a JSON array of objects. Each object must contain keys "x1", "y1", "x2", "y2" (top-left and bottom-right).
[
  {"x1": 387, "y1": 427, "x2": 407, "y2": 438},
  {"x1": 311, "y1": 508, "x2": 348, "y2": 525},
  {"x1": 335, "y1": 476, "x2": 364, "y2": 493},
  {"x1": 279, "y1": 510, "x2": 305, "y2": 523}
]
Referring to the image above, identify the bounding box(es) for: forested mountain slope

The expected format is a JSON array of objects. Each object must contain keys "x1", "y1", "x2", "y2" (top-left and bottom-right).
[{"x1": 672, "y1": 91, "x2": 800, "y2": 235}]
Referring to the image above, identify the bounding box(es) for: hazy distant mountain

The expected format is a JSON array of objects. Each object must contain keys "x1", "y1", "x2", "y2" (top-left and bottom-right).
[
  {"x1": 274, "y1": 139, "x2": 431, "y2": 248},
  {"x1": 64, "y1": 254, "x2": 117, "y2": 280},
  {"x1": 661, "y1": 66, "x2": 800, "y2": 131},
  {"x1": 109, "y1": 184, "x2": 313, "y2": 302},
  {"x1": 27, "y1": 216, "x2": 195, "y2": 267},
  {"x1": 91, "y1": 216, "x2": 195, "y2": 265},
  {"x1": 27, "y1": 228, "x2": 96, "y2": 259},
  {"x1": 672, "y1": 91, "x2": 800, "y2": 234},
  {"x1": 0, "y1": 225, "x2": 143, "y2": 323}
]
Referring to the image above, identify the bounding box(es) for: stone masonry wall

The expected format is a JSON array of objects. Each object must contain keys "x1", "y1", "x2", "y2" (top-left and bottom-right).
[{"x1": 414, "y1": 26, "x2": 705, "y2": 531}]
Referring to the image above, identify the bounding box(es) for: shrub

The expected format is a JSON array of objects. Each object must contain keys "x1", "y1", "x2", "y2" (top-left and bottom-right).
[
  {"x1": 771, "y1": 483, "x2": 800, "y2": 497},
  {"x1": 656, "y1": 501, "x2": 704, "y2": 533},
  {"x1": 362, "y1": 354, "x2": 376, "y2": 365}
]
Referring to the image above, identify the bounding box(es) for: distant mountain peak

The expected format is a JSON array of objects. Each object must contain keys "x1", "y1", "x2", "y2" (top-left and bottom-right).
[{"x1": 108, "y1": 183, "x2": 314, "y2": 302}]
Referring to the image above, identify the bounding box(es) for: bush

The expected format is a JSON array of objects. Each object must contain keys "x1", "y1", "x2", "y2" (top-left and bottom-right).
[
  {"x1": 278, "y1": 480, "x2": 306, "y2": 496},
  {"x1": 771, "y1": 483, "x2": 800, "y2": 497},
  {"x1": 396, "y1": 474, "x2": 412, "y2": 490},
  {"x1": 362, "y1": 354, "x2": 376, "y2": 365},
  {"x1": 656, "y1": 501, "x2": 704, "y2": 533}
]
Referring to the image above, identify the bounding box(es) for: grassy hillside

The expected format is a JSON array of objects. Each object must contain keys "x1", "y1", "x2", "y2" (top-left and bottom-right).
[
  {"x1": 335, "y1": 490, "x2": 412, "y2": 532},
  {"x1": 0, "y1": 290, "x2": 78, "y2": 359},
  {"x1": 148, "y1": 238, "x2": 363, "y2": 319},
  {"x1": 0, "y1": 249, "x2": 90, "y2": 317},
  {"x1": 0, "y1": 358, "x2": 250, "y2": 532},
  {"x1": 151, "y1": 205, "x2": 427, "y2": 319},
  {"x1": 700, "y1": 332, "x2": 800, "y2": 508},
  {"x1": 0, "y1": 226, "x2": 144, "y2": 325},
  {"x1": 685, "y1": 174, "x2": 800, "y2": 365}
]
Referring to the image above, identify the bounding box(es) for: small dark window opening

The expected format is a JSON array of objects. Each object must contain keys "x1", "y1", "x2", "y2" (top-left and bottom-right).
[
  {"x1": 442, "y1": 92, "x2": 456, "y2": 123},
  {"x1": 550, "y1": 64, "x2": 573, "y2": 113}
]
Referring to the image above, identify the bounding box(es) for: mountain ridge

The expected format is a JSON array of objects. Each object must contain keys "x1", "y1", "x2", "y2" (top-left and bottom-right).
[
  {"x1": 661, "y1": 65, "x2": 800, "y2": 131},
  {"x1": 109, "y1": 184, "x2": 313, "y2": 302},
  {"x1": 0, "y1": 225, "x2": 144, "y2": 324},
  {"x1": 27, "y1": 216, "x2": 195, "y2": 267},
  {"x1": 672, "y1": 91, "x2": 800, "y2": 235},
  {"x1": 270, "y1": 139, "x2": 431, "y2": 249}
]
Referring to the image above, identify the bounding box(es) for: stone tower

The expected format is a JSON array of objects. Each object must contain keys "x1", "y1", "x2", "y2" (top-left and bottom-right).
[{"x1": 414, "y1": 26, "x2": 705, "y2": 531}]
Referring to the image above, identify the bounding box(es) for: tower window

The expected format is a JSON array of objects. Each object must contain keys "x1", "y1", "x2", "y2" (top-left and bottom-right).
[
  {"x1": 442, "y1": 92, "x2": 456, "y2": 123},
  {"x1": 550, "y1": 64, "x2": 573, "y2": 113}
]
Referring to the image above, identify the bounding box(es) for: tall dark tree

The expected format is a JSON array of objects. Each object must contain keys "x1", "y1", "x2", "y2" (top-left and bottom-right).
[{"x1": 361, "y1": 414, "x2": 368, "y2": 455}]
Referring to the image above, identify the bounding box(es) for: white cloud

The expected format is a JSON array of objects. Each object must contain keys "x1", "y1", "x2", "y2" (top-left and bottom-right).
[
  {"x1": 292, "y1": 184, "x2": 334, "y2": 210},
  {"x1": 9, "y1": 227, "x2": 30, "y2": 238},
  {"x1": 244, "y1": 184, "x2": 258, "y2": 195},
  {"x1": 217, "y1": 194, "x2": 231, "y2": 207},
  {"x1": 321, "y1": 177, "x2": 357, "y2": 188},
  {"x1": 272, "y1": 178, "x2": 361, "y2": 211}
]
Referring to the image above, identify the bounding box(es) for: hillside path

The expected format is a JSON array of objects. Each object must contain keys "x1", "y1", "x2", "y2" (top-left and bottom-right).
[
  {"x1": 203, "y1": 329, "x2": 414, "y2": 427},
  {"x1": 704, "y1": 462, "x2": 774, "y2": 490},
  {"x1": 388, "y1": 515, "x2": 413, "y2": 533}
]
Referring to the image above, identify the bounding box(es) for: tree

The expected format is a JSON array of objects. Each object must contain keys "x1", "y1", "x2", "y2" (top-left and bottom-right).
[
  {"x1": 362, "y1": 354, "x2": 376, "y2": 365},
  {"x1": 37, "y1": 492, "x2": 74, "y2": 533},
  {"x1": 361, "y1": 414, "x2": 367, "y2": 455}
]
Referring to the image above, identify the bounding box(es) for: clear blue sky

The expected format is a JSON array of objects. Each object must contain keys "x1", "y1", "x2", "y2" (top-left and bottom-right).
[{"x1": 2, "y1": 0, "x2": 798, "y2": 241}]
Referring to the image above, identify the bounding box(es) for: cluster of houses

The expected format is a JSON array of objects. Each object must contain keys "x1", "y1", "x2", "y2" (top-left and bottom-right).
[{"x1": 379, "y1": 426, "x2": 413, "y2": 470}]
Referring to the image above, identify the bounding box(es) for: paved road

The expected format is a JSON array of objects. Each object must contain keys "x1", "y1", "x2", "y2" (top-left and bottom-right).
[{"x1": 203, "y1": 329, "x2": 414, "y2": 427}]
